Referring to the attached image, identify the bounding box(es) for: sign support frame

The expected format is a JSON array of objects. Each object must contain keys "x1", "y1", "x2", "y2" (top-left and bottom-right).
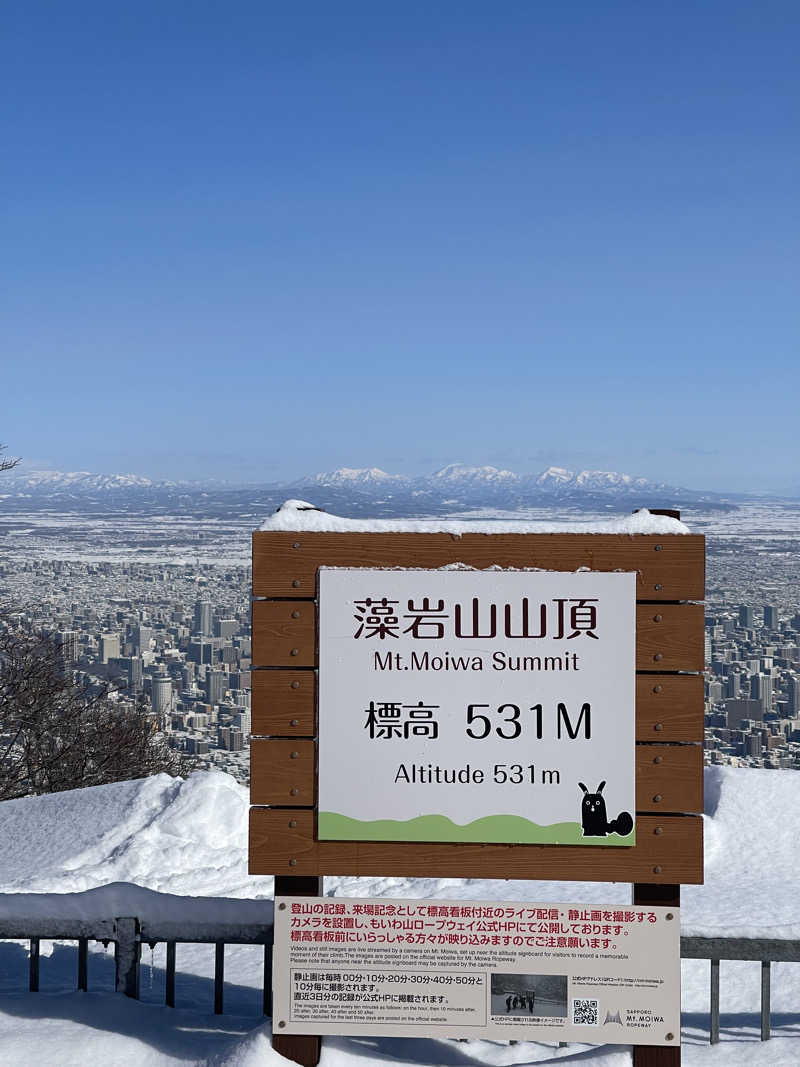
[{"x1": 251, "y1": 506, "x2": 703, "y2": 1066}]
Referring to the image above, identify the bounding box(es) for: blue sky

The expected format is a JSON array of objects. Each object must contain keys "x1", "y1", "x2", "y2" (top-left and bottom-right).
[{"x1": 2, "y1": 2, "x2": 798, "y2": 492}]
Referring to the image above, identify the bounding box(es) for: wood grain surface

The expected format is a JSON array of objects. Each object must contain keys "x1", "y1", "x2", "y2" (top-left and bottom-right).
[
  {"x1": 634, "y1": 673, "x2": 704, "y2": 741},
  {"x1": 249, "y1": 808, "x2": 703, "y2": 884},
  {"x1": 251, "y1": 670, "x2": 316, "y2": 736},
  {"x1": 250, "y1": 739, "x2": 315, "y2": 806},
  {"x1": 250, "y1": 670, "x2": 702, "y2": 741},
  {"x1": 251, "y1": 601, "x2": 704, "y2": 672},
  {"x1": 253, "y1": 532, "x2": 704, "y2": 601},
  {"x1": 250, "y1": 738, "x2": 702, "y2": 814}
]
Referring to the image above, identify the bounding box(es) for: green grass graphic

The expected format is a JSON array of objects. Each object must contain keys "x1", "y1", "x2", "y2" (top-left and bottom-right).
[{"x1": 318, "y1": 811, "x2": 635, "y2": 846}]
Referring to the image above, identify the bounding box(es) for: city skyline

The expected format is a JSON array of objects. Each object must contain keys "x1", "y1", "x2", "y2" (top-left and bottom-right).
[{"x1": 2, "y1": 4, "x2": 799, "y2": 493}]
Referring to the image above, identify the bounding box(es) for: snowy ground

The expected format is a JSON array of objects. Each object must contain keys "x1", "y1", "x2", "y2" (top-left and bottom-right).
[{"x1": 0, "y1": 766, "x2": 798, "y2": 1065}]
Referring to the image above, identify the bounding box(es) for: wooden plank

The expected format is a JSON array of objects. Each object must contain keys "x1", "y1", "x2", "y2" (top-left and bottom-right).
[
  {"x1": 252, "y1": 602, "x2": 315, "y2": 667},
  {"x1": 251, "y1": 670, "x2": 315, "y2": 736},
  {"x1": 636, "y1": 603, "x2": 704, "y2": 672},
  {"x1": 636, "y1": 674, "x2": 703, "y2": 742},
  {"x1": 253, "y1": 531, "x2": 705, "y2": 601},
  {"x1": 251, "y1": 738, "x2": 702, "y2": 814},
  {"x1": 251, "y1": 601, "x2": 703, "y2": 673},
  {"x1": 249, "y1": 808, "x2": 703, "y2": 884},
  {"x1": 250, "y1": 739, "x2": 316, "y2": 806},
  {"x1": 250, "y1": 670, "x2": 700, "y2": 742},
  {"x1": 635, "y1": 744, "x2": 703, "y2": 814}
]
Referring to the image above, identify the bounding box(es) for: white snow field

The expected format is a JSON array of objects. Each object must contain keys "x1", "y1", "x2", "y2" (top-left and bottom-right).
[{"x1": 0, "y1": 766, "x2": 798, "y2": 1065}]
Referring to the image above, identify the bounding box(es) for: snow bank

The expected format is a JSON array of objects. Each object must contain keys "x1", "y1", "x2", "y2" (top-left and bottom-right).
[
  {"x1": 0, "y1": 883, "x2": 272, "y2": 933},
  {"x1": 0, "y1": 769, "x2": 271, "y2": 900},
  {"x1": 260, "y1": 501, "x2": 691, "y2": 535}
]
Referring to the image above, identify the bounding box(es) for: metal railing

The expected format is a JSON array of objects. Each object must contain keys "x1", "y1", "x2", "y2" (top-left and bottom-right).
[
  {"x1": 681, "y1": 935, "x2": 800, "y2": 1043},
  {"x1": 1, "y1": 915, "x2": 797, "y2": 1042},
  {"x1": 0, "y1": 914, "x2": 274, "y2": 1016}
]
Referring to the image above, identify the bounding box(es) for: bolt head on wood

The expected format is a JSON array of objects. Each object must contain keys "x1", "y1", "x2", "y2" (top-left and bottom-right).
[
  {"x1": 291, "y1": 680, "x2": 300, "y2": 689},
  {"x1": 654, "y1": 722, "x2": 663, "y2": 731},
  {"x1": 653, "y1": 794, "x2": 663, "y2": 803}
]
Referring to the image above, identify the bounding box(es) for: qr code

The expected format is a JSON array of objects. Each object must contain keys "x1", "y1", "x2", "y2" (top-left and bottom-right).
[{"x1": 571, "y1": 998, "x2": 599, "y2": 1026}]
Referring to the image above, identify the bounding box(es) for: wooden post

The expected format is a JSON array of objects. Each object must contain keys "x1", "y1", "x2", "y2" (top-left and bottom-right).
[
  {"x1": 632, "y1": 506, "x2": 687, "y2": 1065},
  {"x1": 632, "y1": 883, "x2": 681, "y2": 1065},
  {"x1": 272, "y1": 874, "x2": 324, "y2": 1067}
]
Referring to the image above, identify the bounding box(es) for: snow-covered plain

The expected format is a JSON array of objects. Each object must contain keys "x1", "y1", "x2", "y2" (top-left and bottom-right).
[{"x1": 0, "y1": 767, "x2": 798, "y2": 1065}]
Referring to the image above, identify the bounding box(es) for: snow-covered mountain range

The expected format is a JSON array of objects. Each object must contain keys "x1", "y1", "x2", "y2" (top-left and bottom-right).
[
  {"x1": 0, "y1": 462, "x2": 730, "y2": 510},
  {"x1": 292, "y1": 463, "x2": 690, "y2": 502}
]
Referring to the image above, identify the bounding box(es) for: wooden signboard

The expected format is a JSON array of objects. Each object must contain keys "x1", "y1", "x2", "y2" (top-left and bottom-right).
[{"x1": 251, "y1": 517, "x2": 704, "y2": 1067}]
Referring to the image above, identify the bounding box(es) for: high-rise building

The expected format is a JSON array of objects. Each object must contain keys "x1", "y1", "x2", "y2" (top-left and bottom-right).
[
  {"x1": 151, "y1": 673, "x2": 174, "y2": 716},
  {"x1": 108, "y1": 655, "x2": 144, "y2": 694},
  {"x1": 206, "y1": 670, "x2": 227, "y2": 707},
  {"x1": 725, "y1": 673, "x2": 742, "y2": 699},
  {"x1": 214, "y1": 618, "x2": 238, "y2": 640},
  {"x1": 194, "y1": 600, "x2": 213, "y2": 636},
  {"x1": 787, "y1": 678, "x2": 800, "y2": 718},
  {"x1": 99, "y1": 633, "x2": 121, "y2": 663},
  {"x1": 134, "y1": 625, "x2": 153, "y2": 652},
  {"x1": 750, "y1": 673, "x2": 772, "y2": 715},
  {"x1": 763, "y1": 605, "x2": 778, "y2": 629},
  {"x1": 738, "y1": 605, "x2": 754, "y2": 629},
  {"x1": 57, "y1": 630, "x2": 79, "y2": 663}
]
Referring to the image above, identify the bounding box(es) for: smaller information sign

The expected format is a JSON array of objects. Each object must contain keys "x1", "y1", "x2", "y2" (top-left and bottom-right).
[{"x1": 273, "y1": 896, "x2": 680, "y2": 1047}]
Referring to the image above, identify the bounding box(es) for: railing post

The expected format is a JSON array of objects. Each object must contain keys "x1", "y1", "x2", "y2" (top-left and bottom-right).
[
  {"x1": 214, "y1": 941, "x2": 225, "y2": 1014},
  {"x1": 114, "y1": 917, "x2": 140, "y2": 999},
  {"x1": 165, "y1": 941, "x2": 176, "y2": 1008},
  {"x1": 761, "y1": 960, "x2": 771, "y2": 1041},
  {"x1": 710, "y1": 959, "x2": 720, "y2": 1044},
  {"x1": 78, "y1": 937, "x2": 88, "y2": 992},
  {"x1": 29, "y1": 937, "x2": 40, "y2": 993}
]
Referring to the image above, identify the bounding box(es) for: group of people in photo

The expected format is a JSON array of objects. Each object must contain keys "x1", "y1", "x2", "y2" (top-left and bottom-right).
[{"x1": 504, "y1": 992, "x2": 536, "y2": 1014}]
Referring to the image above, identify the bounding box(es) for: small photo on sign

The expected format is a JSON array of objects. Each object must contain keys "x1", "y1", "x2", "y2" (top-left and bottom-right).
[{"x1": 490, "y1": 973, "x2": 568, "y2": 1018}]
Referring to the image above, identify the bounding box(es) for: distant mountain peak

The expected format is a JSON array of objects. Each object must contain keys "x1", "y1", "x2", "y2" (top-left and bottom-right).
[
  {"x1": 300, "y1": 467, "x2": 407, "y2": 488},
  {"x1": 429, "y1": 463, "x2": 519, "y2": 484}
]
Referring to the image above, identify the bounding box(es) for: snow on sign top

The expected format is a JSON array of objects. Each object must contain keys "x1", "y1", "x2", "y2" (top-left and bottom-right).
[{"x1": 259, "y1": 500, "x2": 691, "y2": 535}]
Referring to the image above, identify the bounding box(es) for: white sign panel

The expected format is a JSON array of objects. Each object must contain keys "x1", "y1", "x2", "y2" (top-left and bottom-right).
[
  {"x1": 273, "y1": 895, "x2": 680, "y2": 1047},
  {"x1": 318, "y1": 568, "x2": 636, "y2": 845}
]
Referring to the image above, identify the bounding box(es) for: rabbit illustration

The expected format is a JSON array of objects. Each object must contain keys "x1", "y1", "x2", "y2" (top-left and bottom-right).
[{"x1": 578, "y1": 781, "x2": 633, "y2": 837}]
